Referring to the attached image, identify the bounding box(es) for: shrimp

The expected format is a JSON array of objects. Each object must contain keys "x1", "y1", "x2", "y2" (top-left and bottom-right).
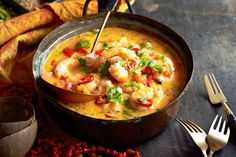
[
  {"x1": 154, "y1": 57, "x2": 175, "y2": 83},
  {"x1": 76, "y1": 74, "x2": 100, "y2": 94},
  {"x1": 109, "y1": 62, "x2": 129, "y2": 83},
  {"x1": 130, "y1": 86, "x2": 155, "y2": 111},
  {"x1": 162, "y1": 57, "x2": 174, "y2": 78},
  {"x1": 54, "y1": 57, "x2": 84, "y2": 83},
  {"x1": 85, "y1": 53, "x2": 105, "y2": 70},
  {"x1": 119, "y1": 47, "x2": 138, "y2": 60}
]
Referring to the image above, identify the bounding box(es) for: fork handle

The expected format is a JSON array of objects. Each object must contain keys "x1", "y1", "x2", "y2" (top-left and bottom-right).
[
  {"x1": 208, "y1": 150, "x2": 214, "y2": 157},
  {"x1": 222, "y1": 102, "x2": 236, "y2": 133},
  {"x1": 202, "y1": 150, "x2": 208, "y2": 157}
]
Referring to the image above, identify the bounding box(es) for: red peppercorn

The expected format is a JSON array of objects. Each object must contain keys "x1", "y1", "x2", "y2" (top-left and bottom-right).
[
  {"x1": 97, "y1": 146, "x2": 104, "y2": 152},
  {"x1": 90, "y1": 146, "x2": 96, "y2": 152},
  {"x1": 74, "y1": 149, "x2": 81, "y2": 155},
  {"x1": 68, "y1": 145, "x2": 75, "y2": 151},
  {"x1": 53, "y1": 153, "x2": 60, "y2": 157}
]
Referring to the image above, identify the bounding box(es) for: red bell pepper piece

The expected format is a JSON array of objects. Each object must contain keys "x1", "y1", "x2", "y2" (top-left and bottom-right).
[
  {"x1": 132, "y1": 48, "x2": 140, "y2": 53},
  {"x1": 95, "y1": 50, "x2": 104, "y2": 55},
  {"x1": 63, "y1": 47, "x2": 77, "y2": 57},
  {"x1": 77, "y1": 48, "x2": 88, "y2": 55},
  {"x1": 143, "y1": 66, "x2": 154, "y2": 75},
  {"x1": 134, "y1": 98, "x2": 153, "y2": 108},
  {"x1": 78, "y1": 74, "x2": 94, "y2": 85}
]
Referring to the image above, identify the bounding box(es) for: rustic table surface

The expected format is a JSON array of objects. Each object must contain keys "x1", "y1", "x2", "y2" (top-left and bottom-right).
[{"x1": 130, "y1": 0, "x2": 236, "y2": 156}]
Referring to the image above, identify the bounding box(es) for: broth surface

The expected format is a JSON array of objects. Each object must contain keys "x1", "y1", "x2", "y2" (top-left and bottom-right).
[{"x1": 42, "y1": 27, "x2": 186, "y2": 120}]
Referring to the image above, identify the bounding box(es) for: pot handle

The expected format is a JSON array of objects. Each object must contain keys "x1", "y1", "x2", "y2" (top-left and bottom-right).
[{"x1": 82, "y1": 0, "x2": 134, "y2": 16}]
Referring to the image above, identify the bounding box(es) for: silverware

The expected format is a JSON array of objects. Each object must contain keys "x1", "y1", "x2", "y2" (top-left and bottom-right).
[
  {"x1": 207, "y1": 114, "x2": 230, "y2": 157},
  {"x1": 89, "y1": 0, "x2": 119, "y2": 54},
  {"x1": 176, "y1": 119, "x2": 208, "y2": 157},
  {"x1": 204, "y1": 73, "x2": 236, "y2": 133}
]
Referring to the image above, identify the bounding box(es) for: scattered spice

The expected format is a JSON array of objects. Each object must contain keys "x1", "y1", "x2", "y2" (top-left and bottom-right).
[{"x1": 0, "y1": 82, "x2": 142, "y2": 157}]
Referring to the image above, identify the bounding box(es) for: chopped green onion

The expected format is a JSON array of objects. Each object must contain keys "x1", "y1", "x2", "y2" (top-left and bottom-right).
[
  {"x1": 136, "y1": 51, "x2": 144, "y2": 57},
  {"x1": 103, "y1": 43, "x2": 113, "y2": 50},
  {"x1": 98, "y1": 60, "x2": 110, "y2": 77},
  {"x1": 123, "y1": 108, "x2": 132, "y2": 116},
  {"x1": 128, "y1": 45, "x2": 135, "y2": 49},
  {"x1": 140, "y1": 41, "x2": 153, "y2": 50},
  {"x1": 78, "y1": 58, "x2": 86, "y2": 67},
  {"x1": 152, "y1": 64, "x2": 162, "y2": 73},
  {"x1": 138, "y1": 56, "x2": 150, "y2": 67},
  {"x1": 137, "y1": 97, "x2": 146, "y2": 103},
  {"x1": 75, "y1": 39, "x2": 91, "y2": 49},
  {"x1": 123, "y1": 99, "x2": 130, "y2": 105},
  {"x1": 147, "y1": 60, "x2": 155, "y2": 67},
  {"x1": 130, "y1": 67, "x2": 140, "y2": 75},
  {"x1": 159, "y1": 55, "x2": 166, "y2": 61},
  {"x1": 78, "y1": 58, "x2": 90, "y2": 73},
  {"x1": 125, "y1": 81, "x2": 140, "y2": 89},
  {"x1": 107, "y1": 87, "x2": 123, "y2": 102}
]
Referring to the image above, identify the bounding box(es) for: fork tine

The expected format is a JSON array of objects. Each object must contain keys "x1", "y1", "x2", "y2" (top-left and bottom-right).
[
  {"x1": 216, "y1": 116, "x2": 223, "y2": 131},
  {"x1": 226, "y1": 127, "x2": 230, "y2": 137},
  {"x1": 176, "y1": 119, "x2": 193, "y2": 133},
  {"x1": 221, "y1": 120, "x2": 226, "y2": 133},
  {"x1": 211, "y1": 73, "x2": 223, "y2": 93},
  {"x1": 186, "y1": 120, "x2": 205, "y2": 133},
  {"x1": 204, "y1": 75, "x2": 214, "y2": 95},
  {"x1": 210, "y1": 114, "x2": 219, "y2": 130},
  {"x1": 182, "y1": 120, "x2": 198, "y2": 132},
  {"x1": 208, "y1": 74, "x2": 218, "y2": 93}
]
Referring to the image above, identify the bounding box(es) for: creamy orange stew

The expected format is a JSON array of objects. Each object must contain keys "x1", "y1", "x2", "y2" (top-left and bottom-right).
[{"x1": 42, "y1": 27, "x2": 186, "y2": 120}]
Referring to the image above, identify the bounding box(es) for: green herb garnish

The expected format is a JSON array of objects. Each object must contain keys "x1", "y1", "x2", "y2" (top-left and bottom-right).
[
  {"x1": 125, "y1": 81, "x2": 140, "y2": 89},
  {"x1": 159, "y1": 55, "x2": 166, "y2": 61},
  {"x1": 98, "y1": 60, "x2": 110, "y2": 77},
  {"x1": 75, "y1": 39, "x2": 91, "y2": 49},
  {"x1": 78, "y1": 58, "x2": 90, "y2": 73},
  {"x1": 103, "y1": 43, "x2": 113, "y2": 50},
  {"x1": 140, "y1": 41, "x2": 153, "y2": 50},
  {"x1": 123, "y1": 99, "x2": 130, "y2": 105},
  {"x1": 107, "y1": 87, "x2": 123, "y2": 102},
  {"x1": 128, "y1": 45, "x2": 134, "y2": 50},
  {"x1": 152, "y1": 64, "x2": 162, "y2": 73},
  {"x1": 138, "y1": 56, "x2": 150, "y2": 67},
  {"x1": 137, "y1": 97, "x2": 146, "y2": 103},
  {"x1": 123, "y1": 108, "x2": 132, "y2": 116},
  {"x1": 79, "y1": 58, "x2": 86, "y2": 67}
]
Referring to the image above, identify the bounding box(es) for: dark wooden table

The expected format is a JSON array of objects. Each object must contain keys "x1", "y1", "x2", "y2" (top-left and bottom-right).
[{"x1": 130, "y1": 0, "x2": 236, "y2": 156}]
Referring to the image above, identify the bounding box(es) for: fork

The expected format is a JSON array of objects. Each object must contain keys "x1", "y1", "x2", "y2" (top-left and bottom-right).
[
  {"x1": 204, "y1": 73, "x2": 236, "y2": 133},
  {"x1": 176, "y1": 118, "x2": 208, "y2": 157},
  {"x1": 207, "y1": 114, "x2": 230, "y2": 157}
]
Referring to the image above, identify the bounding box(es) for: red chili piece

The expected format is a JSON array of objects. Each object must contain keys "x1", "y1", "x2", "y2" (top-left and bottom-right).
[
  {"x1": 104, "y1": 113, "x2": 113, "y2": 118},
  {"x1": 95, "y1": 50, "x2": 103, "y2": 55},
  {"x1": 132, "y1": 48, "x2": 140, "y2": 53},
  {"x1": 77, "y1": 48, "x2": 88, "y2": 55},
  {"x1": 63, "y1": 47, "x2": 76, "y2": 57},
  {"x1": 95, "y1": 95, "x2": 108, "y2": 105},
  {"x1": 135, "y1": 98, "x2": 153, "y2": 108},
  {"x1": 78, "y1": 74, "x2": 94, "y2": 84},
  {"x1": 143, "y1": 66, "x2": 154, "y2": 75}
]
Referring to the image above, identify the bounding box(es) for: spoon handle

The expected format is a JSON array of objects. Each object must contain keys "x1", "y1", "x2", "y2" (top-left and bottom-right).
[{"x1": 222, "y1": 102, "x2": 236, "y2": 133}]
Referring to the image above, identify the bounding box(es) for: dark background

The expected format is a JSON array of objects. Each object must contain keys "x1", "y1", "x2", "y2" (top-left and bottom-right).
[{"x1": 131, "y1": 0, "x2": 236, "y2": 156}]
